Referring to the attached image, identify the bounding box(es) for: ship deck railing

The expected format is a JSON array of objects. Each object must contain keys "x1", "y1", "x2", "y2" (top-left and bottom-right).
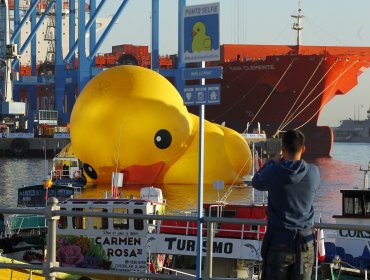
[{"x1": 0, "y1": 199, "x2": 369, "y2": 280}]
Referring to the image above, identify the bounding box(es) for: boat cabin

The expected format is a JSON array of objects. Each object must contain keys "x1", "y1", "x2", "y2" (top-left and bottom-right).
[
  {"x1": 17, "y1": 184, "x2": 75, "y2": 208},
  {"x1": 56, "y1": 187, "x2": 165, "y2": 272},
  {"x1": 331, "y1": 165, "x2": 370, "y2": 265},
  {"x1": 0, "y1": 185, "x2": 75, "y2": 257},
  {"x1": 334, "y1": 189, "x2": 370, "y2": 217},
  {"x1": 51, "y1": 156, "x2": 86, "y2": 188}
]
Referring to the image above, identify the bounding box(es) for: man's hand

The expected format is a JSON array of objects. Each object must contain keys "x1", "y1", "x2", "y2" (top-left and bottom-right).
[{"x1": 273, "y1": 150, "x2": 283, "y2": 162}]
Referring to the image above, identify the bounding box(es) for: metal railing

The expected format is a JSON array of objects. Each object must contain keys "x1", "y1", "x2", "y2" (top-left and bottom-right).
[{"x1": 1, "y1": 198, "x2": 370, "y2": 280}]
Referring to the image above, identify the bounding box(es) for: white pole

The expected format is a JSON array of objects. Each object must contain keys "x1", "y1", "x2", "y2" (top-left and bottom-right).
[
  {"x1": 196, "y1": 60, "x2": 205, "y2": 280},
  {"x1": 3, "y1": 0, "x2": 13, "y2": 102}
]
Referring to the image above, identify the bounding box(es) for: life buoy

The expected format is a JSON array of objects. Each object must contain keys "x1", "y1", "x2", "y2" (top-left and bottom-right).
[
  {"x1": 52, "y1": 170, "x2": 59, "y2": 178},
  {"x1": 73, "y1": 170, "x2": 81, "y2": 178},
  {"x1": 10, "y1": 138, "x2": 29, "y2": 157}
]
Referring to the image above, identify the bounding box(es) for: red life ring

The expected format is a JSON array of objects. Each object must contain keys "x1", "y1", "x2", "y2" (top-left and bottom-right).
[
  {"x1": 73, "y1": 170, "x2": 81, "y2": 178},
  {"x1": 52, "y1": 170, "x2": 59, "y2": 178}
]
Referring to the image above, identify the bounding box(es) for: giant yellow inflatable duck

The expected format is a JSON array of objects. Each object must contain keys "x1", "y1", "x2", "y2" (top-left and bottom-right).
[{"x1": 70, "y1": 65, "x2": 251, "y2": 185}]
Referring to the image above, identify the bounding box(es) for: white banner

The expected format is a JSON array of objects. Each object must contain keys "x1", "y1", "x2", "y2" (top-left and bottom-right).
[{"x1": 147, "y1": 234, "x2": 262, "y2": 260}]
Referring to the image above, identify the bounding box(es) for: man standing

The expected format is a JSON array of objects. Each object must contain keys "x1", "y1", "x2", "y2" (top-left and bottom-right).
[{"x1": 252, "y1": 129, "x2": 320, "y2": 280}]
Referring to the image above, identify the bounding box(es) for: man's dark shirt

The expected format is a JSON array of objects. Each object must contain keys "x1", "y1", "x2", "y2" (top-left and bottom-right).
[{"x1": 252, "y1": 159, "x2": 320, "y2": 230}]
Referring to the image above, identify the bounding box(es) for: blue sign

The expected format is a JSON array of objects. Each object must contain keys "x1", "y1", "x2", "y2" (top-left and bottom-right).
[
  {"x1": 183, "y1": 87, "x2": 196, "y2": 105},
  {"x1": 182, "y1": 84, "x2": 221, "y2": 106},
  {"x1": 183, "y1": 66, "x2": 223, "y2": 80},
  {"x1": 182, "y1": 3, "x2": 220, "y2": 63},
  {"x1": 207, "y1": 85, "x2": 221, "y2": 104},
  {"x1": 194, "y1": 86, "x2": 207, "y2": 105}
]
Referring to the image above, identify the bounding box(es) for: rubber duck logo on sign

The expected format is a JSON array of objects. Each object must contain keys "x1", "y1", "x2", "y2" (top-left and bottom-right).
[{"x1": 191, "y1": 21, "x2": 212, "y2": 52}]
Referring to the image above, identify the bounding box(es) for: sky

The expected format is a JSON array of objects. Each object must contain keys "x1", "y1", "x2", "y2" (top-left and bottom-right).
[{"x1": 97, "y1": 0, "x2": 370, "y2": 127}]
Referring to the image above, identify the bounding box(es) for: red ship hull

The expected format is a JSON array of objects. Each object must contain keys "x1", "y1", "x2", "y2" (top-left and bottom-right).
[{"x1": 194, "y1": 44, "x2": 370, "y2": 158}]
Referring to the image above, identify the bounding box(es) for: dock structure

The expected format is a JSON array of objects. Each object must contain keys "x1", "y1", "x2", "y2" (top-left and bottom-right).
[
  {"x1": 1, "y1": 0, "x2": 134, "y2": 133},
  {"x1": 0, "y1": 136, "x2": 69, "y2": 157}
]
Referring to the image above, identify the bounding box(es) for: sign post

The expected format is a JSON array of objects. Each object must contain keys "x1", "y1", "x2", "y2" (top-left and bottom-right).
[{"x1": 182, "y1": 3, "x2": 220, "y2": 279}]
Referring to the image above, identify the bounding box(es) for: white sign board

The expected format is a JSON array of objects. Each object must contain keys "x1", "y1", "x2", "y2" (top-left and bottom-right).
[{"x1": 182, "y1": 3, "x2": 220, "y2": 63}]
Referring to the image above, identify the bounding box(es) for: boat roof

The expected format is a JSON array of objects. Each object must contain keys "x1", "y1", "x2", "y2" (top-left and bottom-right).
[
  {"x1": 17, "y1": 184, "x2": 75, "y2": 207},
  {"x1": 340, "y1": 189, "x2": 370, "y2": 194},
  {"x1": 53, "y1": 156, "x2": 80, "y2": 161},
  {"x1": 59, "y1": 197, "x2": 165, "y2": 205}
]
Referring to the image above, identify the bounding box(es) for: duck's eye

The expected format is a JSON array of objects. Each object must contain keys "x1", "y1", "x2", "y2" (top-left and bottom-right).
[
  {"x1": 154, "y1": 129, "x2": 172, "y2": 149},
  {"x1": 83, "y1": 163, "x2": 98, "y2": 179}
]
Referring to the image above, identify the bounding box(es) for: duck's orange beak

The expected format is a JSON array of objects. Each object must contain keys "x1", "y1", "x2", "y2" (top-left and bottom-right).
[{"x1": 122, "y1": 162, "x2": 165, "y2": 185}]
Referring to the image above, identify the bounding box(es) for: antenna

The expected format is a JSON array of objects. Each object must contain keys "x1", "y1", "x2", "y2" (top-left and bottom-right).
[
  {"x1": 112, "y1": 127, "x2": 123, "y2": 198},
  {"x1": 115, "y1": 126, "x2": 123, "y2": 174}
]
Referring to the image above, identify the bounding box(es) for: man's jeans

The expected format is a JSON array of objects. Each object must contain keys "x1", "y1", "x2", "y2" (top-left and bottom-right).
[{"x1": 262, "y1": 242, "x2": 315, "y2": 280}]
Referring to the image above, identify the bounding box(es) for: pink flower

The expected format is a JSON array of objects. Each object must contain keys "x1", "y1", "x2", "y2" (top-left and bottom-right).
[{"x1": 56, "y1": 244, "x2": 84, "y2": 267}]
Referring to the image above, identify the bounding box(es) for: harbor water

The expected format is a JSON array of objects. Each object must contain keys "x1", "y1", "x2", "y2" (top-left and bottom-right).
[{"x1": 0, "y1": 142, "x2": 369, "y2": 223}]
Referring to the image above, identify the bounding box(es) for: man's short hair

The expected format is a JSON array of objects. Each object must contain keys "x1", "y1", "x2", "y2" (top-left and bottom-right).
[{"x1": 282, "y1": 129, "x2": 305, "y2": 155}]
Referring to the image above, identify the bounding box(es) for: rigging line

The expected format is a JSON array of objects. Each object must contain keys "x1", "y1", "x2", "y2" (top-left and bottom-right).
[
  {"x1": 243, "y1": 58, "x2": 295, "y2": 133},
  {"x1": 285, "y1": 59, "x2": 359, "y2": 131},
  {"x1": 294, "y1": 60, "x2": 359, "y2": 131},
  {"x1": 276, "y1": 58, "x2": 324, "y2": 134},
  {"x1": 281, "y1": 59, "x2": 352, "y2": 131},
  {"x1": 219, "y1": 156, "x2": 252, "y2": 203},
  {"x1": 278, "y1": 58, "x2": 340, "y2": 132},
  {"x1": 215, "y1": 70, "x2": 270, "y2": 122},
  {"x1": 217, "y1": 55, "x2": 293, "y2": 124},
  {"x1": 280, "y1": 59, "x2": 338, "y2": 130}
]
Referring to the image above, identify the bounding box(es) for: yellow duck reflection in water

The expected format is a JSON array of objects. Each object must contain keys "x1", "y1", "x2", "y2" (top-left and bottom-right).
[{"x1": 68, "y1": 65, "x2": 251, "y2": 185}]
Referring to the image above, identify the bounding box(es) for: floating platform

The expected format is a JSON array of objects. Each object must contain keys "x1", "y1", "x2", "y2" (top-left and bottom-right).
[{"x1": 0, "y1": 134, "x2": 70, "y2": 158}]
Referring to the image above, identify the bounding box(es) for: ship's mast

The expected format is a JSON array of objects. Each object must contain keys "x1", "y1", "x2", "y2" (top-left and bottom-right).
[{"x1": 291, "y1": 7, "x2": 304, "y2": 47}]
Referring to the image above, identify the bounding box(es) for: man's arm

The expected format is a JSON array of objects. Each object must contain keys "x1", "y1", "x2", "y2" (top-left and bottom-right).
[
  {"x1": 251, "y1": 159, "x2": 275, "y2": 191},
  {"x1": 252, "y1": 150, "x2": 282, "y2": 190}
]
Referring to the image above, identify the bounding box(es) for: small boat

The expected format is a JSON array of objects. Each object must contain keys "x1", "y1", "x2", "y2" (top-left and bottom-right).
[
  {"x1": 0, "y1": 252, "x2": 83, "y2": 280},
  {"x1": 56, "y1": 184, "x2": 166, "y2": 274},
  {"x1": 145, "y1": 183, "x2": 267, "y2": 279},
  {"x1": 320, "y1": 161, "x2": 370, "y2": 279},
  {"x1": 333, "y1": 108, "x2": 370, "y2": 143},
  {"x1": 51, "y1": 155, "x2": 87, "y2": 189},
  {"x1": 0, "y1": 184, "x2": 75, "y2": 266}
]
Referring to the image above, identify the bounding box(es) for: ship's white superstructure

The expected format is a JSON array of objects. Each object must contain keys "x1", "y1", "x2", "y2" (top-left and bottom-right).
[{"x1": 333, "y1": 107, "x2": 370, "y2": 143}]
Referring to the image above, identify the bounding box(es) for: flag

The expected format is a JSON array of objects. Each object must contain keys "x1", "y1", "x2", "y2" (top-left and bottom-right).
[
  {"x1": 254, "y1": 151, "x2": 263, "y2": 172},
  {"x1": 315, "y1": 223, "x2": 326, "y2": 262}
]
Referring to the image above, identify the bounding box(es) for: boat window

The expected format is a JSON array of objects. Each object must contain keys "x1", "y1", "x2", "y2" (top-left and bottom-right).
[
  {"x1": 113, "y1": 208, "x2": 129, "y2": 230},
  {"x1": 58, "y1": 207, "x2": 67, "y2": 229},
  {"x1": 364, "y1": 194, "x2": 370, "y2": 215},
  {"x1": 343, "y1": 196, "x2": 363, "y2": 215},
  {"x1": 72, "y1": 208, "x2": 89, "y2": 229},
  {"x1": 133, "y1": 209, "x2": 144, "y2": 230},
  {"x1": 223, "y1": 210, "x2": 236, "y2": 218},
  {"x1": 92, "y1": 208, "x2": 108, "y2": 229},
  {"x1": 93, "y1": 201, "x2": 108, "y2": 204}
]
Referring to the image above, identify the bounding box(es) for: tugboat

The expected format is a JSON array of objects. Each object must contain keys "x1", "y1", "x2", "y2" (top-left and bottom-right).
[
  {"x1": 321, "y1": 161, "x2": 370, "y2": 279},
  {"x1": 50, "y1": 155, "x2": 87, "y2": 189}
]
